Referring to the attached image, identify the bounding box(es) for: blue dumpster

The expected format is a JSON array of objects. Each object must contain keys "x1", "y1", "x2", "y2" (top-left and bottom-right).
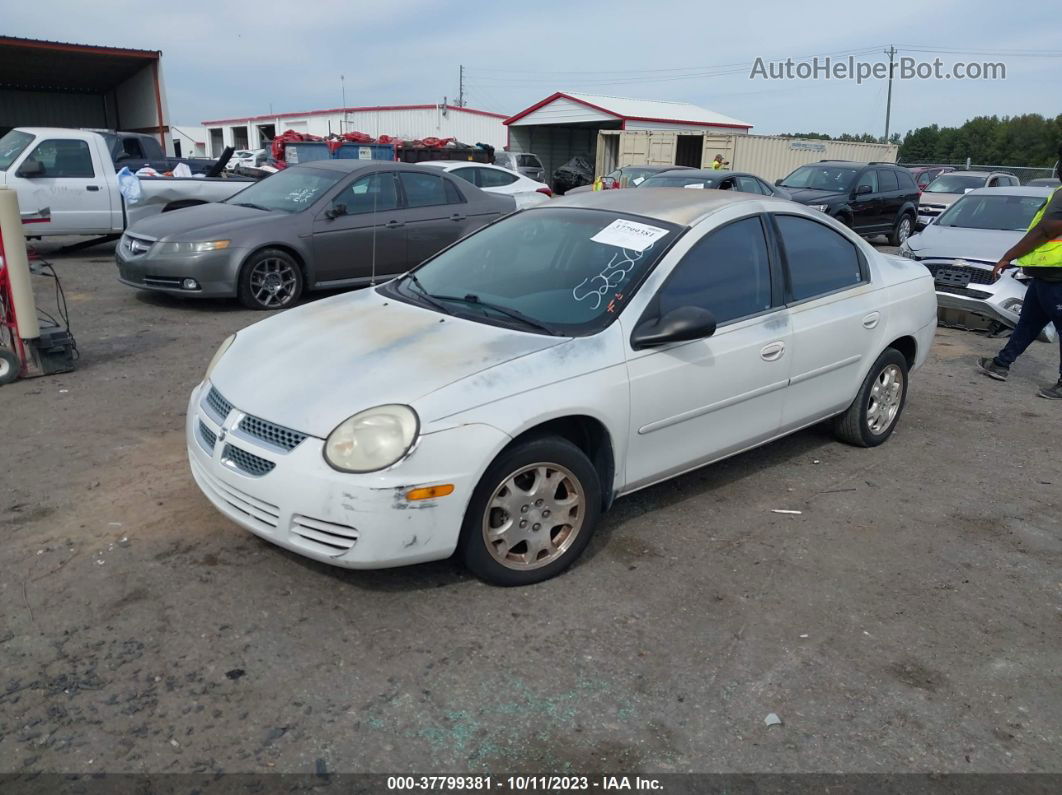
[{"x1": 284, "y1": 141, "x2": 395, "y2": 165}]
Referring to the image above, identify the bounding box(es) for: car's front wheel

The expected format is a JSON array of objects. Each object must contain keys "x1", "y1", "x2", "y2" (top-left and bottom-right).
[
  {"x1": 460, "y1": 436, "x2": 601, "y2": 586},
  {"x1": 238, "y1": 248, "x2": 304, "y2": 310},
  {"x1": 834, "y1": 349, "x2": 909, "y2": 447}
]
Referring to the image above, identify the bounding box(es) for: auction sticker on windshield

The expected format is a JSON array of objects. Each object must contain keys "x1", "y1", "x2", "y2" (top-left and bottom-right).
[{"x1": 591, "y1": 219, "x2": 670, "y2": 252}]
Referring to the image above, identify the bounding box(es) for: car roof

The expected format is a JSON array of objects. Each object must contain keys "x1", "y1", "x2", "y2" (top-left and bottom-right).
[
  {"x1": 943, "y1": 170, "x2": 1005, "y2": 177},
  {"x1": 648, "y1": 169, "x2": 760, "y2": 179},
  {"x1": 963, "y1": 186, "x2": 1054, "y2": 198},
  {"x1": 549, "y1": 188, "x2": 784, "y2": 226},
  {"x1": 419, "y1": 160, "x2": 500, "y2": 168},
  {"x1": 294, "y1": 160, "x2": 439, "y2": 173},
  {"x1": 619, "y1": 164, "x2": 694, "y2": 172}
]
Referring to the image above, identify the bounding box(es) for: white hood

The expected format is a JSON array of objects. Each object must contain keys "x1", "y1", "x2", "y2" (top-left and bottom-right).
[
  {"x1": 209, "y1": 288, "x2": 566, "y2": 437},
  {"x1": 906, "y1": 224, "x2": 1022, "y2": 262}
]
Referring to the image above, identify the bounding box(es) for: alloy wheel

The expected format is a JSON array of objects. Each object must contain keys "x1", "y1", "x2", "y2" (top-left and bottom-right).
[
  {"x1": 897, "y1": 216, "x2": 912, "y2": 244},
  {"x1": 867, "y1": 364, "x2": 904, "y2": 434},
  {"x1": 482, "y1": 462, "x2": 586, "y2": 570},
  {"x1": 249, "y1": 258, "x2": 298, "y2": 308}
]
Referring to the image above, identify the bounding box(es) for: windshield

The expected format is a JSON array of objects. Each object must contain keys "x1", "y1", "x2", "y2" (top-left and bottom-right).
[
  {"x1": 780, "y1": 165, "x2": 858, "y2": 191},
  {"x1": 640, "y1": 175, "x2": 714, "y2": 189},
  {"x1": 618, "y1": 168, "x2": 659, "y2": 187},
  {"x1": 935, "y1": 194, "x2": 1046, "y2": 231},
  {"x1": 388, "y1": 207, "x2": 682, "y2": 335},
  {"x1": 924, "y1": 174, "x2": 986, "y2": 193},
  {"x1": 0, "y1": 130, "x2": 34, "y2": 171},
  {"x1": 223, "y1": 166, "x2": 342, "y2": 212}
]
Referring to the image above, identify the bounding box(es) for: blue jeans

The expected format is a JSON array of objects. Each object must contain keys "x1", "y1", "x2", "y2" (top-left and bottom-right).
[{"x1": 994, "y1": 278, "x2": 1062, "y2": 377}]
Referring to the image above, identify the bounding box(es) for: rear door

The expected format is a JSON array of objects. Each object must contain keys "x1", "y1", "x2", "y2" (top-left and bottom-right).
[
  {"x1": 772, "y1": 213, "x2": 885, "y2": 430},
  {"x1": 398, "y1": 170, "x2": 476, "y2": 265},
  {"x1": 875, "y1": 168, "x2": 903, "y2": 229},
  {"x1": 310, "y1": 171, "x2": 406, "y2": 284},
  {"x1": 14, "y1": 136, "x2": 112, "y2": 234}
]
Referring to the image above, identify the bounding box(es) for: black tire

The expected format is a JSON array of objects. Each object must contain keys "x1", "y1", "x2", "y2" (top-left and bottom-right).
[
  {"x1": 237, "y1": 248, "x2": 304, "y2": 310},
  {"x1": 459, "y1": 436, "x2": 601, "y2": 586},
  {"x1": 834, "y1": 348, "x2": 909, "y2": 447},
  {"x1": 0, "y1": 348, "x2": 19, "y2": 384},
  {"x1": 889, "y1": 212, "x2": 914, "y2": 247}
]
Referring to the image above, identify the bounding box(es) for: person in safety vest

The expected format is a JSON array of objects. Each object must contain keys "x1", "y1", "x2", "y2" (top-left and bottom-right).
[
  {"x1": 711, "y1": 154, "x2": 729, "y2": 170},
  {"x1": 978, "y1": 152, "x2": 1062, "y2": 399}
]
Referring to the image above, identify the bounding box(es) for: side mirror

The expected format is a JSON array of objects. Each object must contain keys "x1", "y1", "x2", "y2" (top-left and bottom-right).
[
  {"x1": 17, "y1": 159, "x2": 44, "y2": 178},
  {"x1": 631, "y1": 306, "x2": 717, "y2": 350},
  {"x1": 855, "y1": 184, "x2": 872, "y2": 195},
  {"x1": 774, "y1": 178, "x2": 783, "y2": 186},
  {"x1": 325, "y1": 203, "x2": 348, "y2": 219}
]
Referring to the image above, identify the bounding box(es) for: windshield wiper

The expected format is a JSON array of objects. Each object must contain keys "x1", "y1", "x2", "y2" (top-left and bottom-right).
[
  {"x1": 233, "y1": 202, "x2": 272, "y2": 211},
  {"x1": 401, "y1": 273, "x2": 452, "y2": 315},
  {"x1": 432, "y1": 293, "x2": 556, "y2": 336}
]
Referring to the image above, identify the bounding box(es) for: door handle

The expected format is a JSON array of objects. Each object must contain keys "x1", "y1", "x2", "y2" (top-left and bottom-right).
[
  {"x1": 862, "y1": 312, "x2": 881, "y2": 329},
  {"x1": 86, "y1": 185, "x2": 100, "y2": 191},
  {"x1": 450, "y1": 214, "x2": 467, "y2": 222},
  {"x1": 384, "y1": 220, "x2": 405, "y2": 229},
  {"x1": 760, "y1": 341, "x2": 785, "y2": 361}
]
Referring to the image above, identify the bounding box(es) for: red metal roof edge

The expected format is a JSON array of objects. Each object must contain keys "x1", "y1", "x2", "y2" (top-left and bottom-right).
[
  {"x1": 503, "y1": 91, "x2": 751, "y2": 129},
  {"x1": 0, "y1": 35, "x2": 160, "y2": 58},
  {"x1": 201, "y1": 104, "x2": 508, "y2": 126}
]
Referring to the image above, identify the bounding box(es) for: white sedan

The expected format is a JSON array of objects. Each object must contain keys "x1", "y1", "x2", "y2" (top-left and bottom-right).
[
  {"x1": 188, "y1": 189, "x2": 937, "y2": 586},
  {"x1": 420, "y1": 161, "x2": 552, "y2": 208}
]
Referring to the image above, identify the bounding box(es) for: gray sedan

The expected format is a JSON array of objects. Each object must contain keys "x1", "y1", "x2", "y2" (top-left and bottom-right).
[{"x1": 116, "y1": 161, "x2": 515, "y2": 309}]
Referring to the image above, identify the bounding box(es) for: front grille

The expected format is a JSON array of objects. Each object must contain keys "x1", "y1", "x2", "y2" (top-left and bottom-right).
[
  {"x1": 193, "y1": 460, "x2": 280, "y2": 528},
  {"x1": 239, "y1": 415, "x2": 307, "y2": 452},
  {"x1": 937, "y1": 285, "x2": 992, "y2": 299},
  {"x1": 924, "y1": 262, "x2": 995, "y2": 286},
  {"x1": 222, "y1": 444, "x2": 275, "y2": 477},
  {"x1": 919, "y1": 204, "x2": 946, "y2": 215},
  {"x1": 291, "y1": 515, "x2": 359, "y2": 554},
  {"x1": 198, "y1": 421, "x2": 217, "y2": 452},
  {"x1": 205, "y1": 386, "x2": 233, "y2": 422},
  {"x1": 143, "y1": 276, "x2": 183, "y2": 288}
]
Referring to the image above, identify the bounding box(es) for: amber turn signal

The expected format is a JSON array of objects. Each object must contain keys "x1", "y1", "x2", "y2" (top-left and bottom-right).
[{"x1": 405, "y1": 484, "x2": 455, "y2": 501}]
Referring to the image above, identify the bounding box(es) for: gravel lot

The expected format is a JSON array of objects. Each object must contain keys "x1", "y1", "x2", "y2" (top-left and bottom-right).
[{"x1": 1, "y1": 239, "x2": 1059, "y2": 775}]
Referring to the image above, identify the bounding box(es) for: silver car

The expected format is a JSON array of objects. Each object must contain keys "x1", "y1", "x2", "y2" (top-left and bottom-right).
[
  {"x1": 492, "y1": 151, "x2": 546, "y2": 183},
  {"x1": 900, "y1": 186, "x2": 1056, "y2": 341},
  {"x1": 116, "y1": 161, "x2": 515, "y2": 309},
  {"x1": 916, "y1": 170, "x2": 1019, "y2": 228}
]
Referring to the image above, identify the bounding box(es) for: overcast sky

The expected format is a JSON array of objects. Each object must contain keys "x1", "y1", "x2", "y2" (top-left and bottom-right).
[{"x1": 8, "y1": 0, "x2": 1061, "y2": 137}]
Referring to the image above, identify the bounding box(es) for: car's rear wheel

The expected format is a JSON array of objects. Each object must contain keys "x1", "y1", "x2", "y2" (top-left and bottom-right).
[
  {"x1": 889, "y1": 212, "x2": 914, "y2": 246},
  {"x1": 833, "y1": 349, "x2": 909, "y2": 447},
  {"x1": 459, "y1": 436, "x2": 601, "y2": 586},
  {"x1": 0, "y1": 348, "x2": 19, "y2": 385},
  {"x1": 238, "y1": 248, "x2": 303, "y2": 310}
]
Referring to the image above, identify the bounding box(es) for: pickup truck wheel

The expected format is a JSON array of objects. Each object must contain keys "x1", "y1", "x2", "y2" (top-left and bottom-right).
[
  {"x1": 889, "y1": 213, "x2": 914, "y2": 246},
  {"x1": 834, "y1": 349, "x2": 909, "y2": 447},
  {"x1": 238, "y1": 249, "x2": 303, "y2": 310},
  {"x1": 459, "y1": 436, "x2": 601, "y2": 586},
  {"x1": 0, "y1": 349, "x2": 19, "y2": 384}
]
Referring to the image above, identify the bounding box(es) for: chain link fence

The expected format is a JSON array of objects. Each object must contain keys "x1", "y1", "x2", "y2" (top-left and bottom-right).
[{"x1": 900, "y1": 161, "x2": 1058, "y2": 184}]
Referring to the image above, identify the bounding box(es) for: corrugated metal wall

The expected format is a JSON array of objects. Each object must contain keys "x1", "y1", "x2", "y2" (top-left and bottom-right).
[
  {"x1": 729, "y1": 135, "x2": 899, "y2": 181},
  {"x1": 0, "y1": 89, "x2": 107, "y2": 134},
  {"x1": 509, "y1": 125, "x2": 600, "y2": 189}
]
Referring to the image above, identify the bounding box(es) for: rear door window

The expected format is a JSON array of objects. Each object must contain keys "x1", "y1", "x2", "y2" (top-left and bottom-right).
[
  {"x1": 450, "y1": 167, "x2": 479, "y2": 186},
  {"x1": 333, "y1": 172, "x2": 399, "y2": 214},
  {"x1": 478, "y1": 168, "x2": 519, "y2": 188},
  {"x1": 399, "y1": 172, "x2": 451, "y2": 208},
  {"x1": 876, "y1": 169, "x2": 899, "y2": 192},
  {"x1": 775, "y1": 214, "x2": 865, "y2": 302}
]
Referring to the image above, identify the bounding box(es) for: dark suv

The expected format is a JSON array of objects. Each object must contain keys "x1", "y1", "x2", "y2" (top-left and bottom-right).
[{"x1": 776, "y1": 161, "x2": 921, "y2": 245}]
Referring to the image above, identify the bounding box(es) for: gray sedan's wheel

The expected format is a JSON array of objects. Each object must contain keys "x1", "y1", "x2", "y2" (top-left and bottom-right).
[
  {"x1": 460, "y1": 436, "x2": 601, "y2": 586},
  {"x1": 0, "y1": 348, "x2": 19, "y2": 385},
  {"x1": 238, "y1": 248, "x2": 303, "y2": 310},
  {"x1": 834, "y1": 349, "x2": 909, "y2": 447}
]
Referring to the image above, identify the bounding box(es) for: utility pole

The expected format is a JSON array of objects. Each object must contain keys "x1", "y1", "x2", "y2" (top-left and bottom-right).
[
  {"x1": 458, "y1": 65, "x2": 464, "y2": 108},
  {"x1": 884, "y1": 45, "x2": 896, "y2": 142},
  {"x1": 340, "y1": 74, "x2": 346, "y2": 133}
]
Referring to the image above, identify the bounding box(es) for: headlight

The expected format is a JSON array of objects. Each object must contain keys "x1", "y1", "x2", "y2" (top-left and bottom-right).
[
  {"x1": 899, "y1": 247, "x2": 920, "y2": 260},
  {"x1": 204, "y1": 333, "x2": 235, "y2": 382},
  {"x1": 156, "y1": 240, "x2": 231, "y2": 255},
  {"x1": 810, "y1": 204, "x2": 829, "y2": 212},
  {"x1": 324, "y1": 405, "x2": 419, "y2": 473}
]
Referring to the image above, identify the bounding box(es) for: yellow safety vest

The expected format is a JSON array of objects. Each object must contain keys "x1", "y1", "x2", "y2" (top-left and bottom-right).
[
  {"x1": 711, "y1": 161, "x2": 723, "y2": 170},
  {"x1": 1017, "y1": 186, "x2": 1062, "y2": 268}
]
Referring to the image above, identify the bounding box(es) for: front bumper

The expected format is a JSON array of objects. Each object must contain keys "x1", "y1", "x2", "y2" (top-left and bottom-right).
[
  {"x1": 116, "y1": 243, "x2": 246, "y2": 297},
  {"x1": 185, "y1": 382, "x2": 510, "y2": 569}
]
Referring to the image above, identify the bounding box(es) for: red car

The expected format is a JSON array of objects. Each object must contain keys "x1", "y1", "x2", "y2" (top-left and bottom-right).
[{"x1": 907, "y1": 165, "x2": 955, "y2": 191}]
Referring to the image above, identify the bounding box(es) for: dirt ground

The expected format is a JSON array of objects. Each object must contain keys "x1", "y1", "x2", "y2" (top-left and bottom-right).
[{"x1": 1, "y1": 239, "x2": 1059, "y2": 776}]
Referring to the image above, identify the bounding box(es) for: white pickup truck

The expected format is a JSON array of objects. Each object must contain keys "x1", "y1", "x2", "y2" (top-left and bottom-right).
[{"x1": 0, "y1": 128, "x2": 255, "y2": 238}]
